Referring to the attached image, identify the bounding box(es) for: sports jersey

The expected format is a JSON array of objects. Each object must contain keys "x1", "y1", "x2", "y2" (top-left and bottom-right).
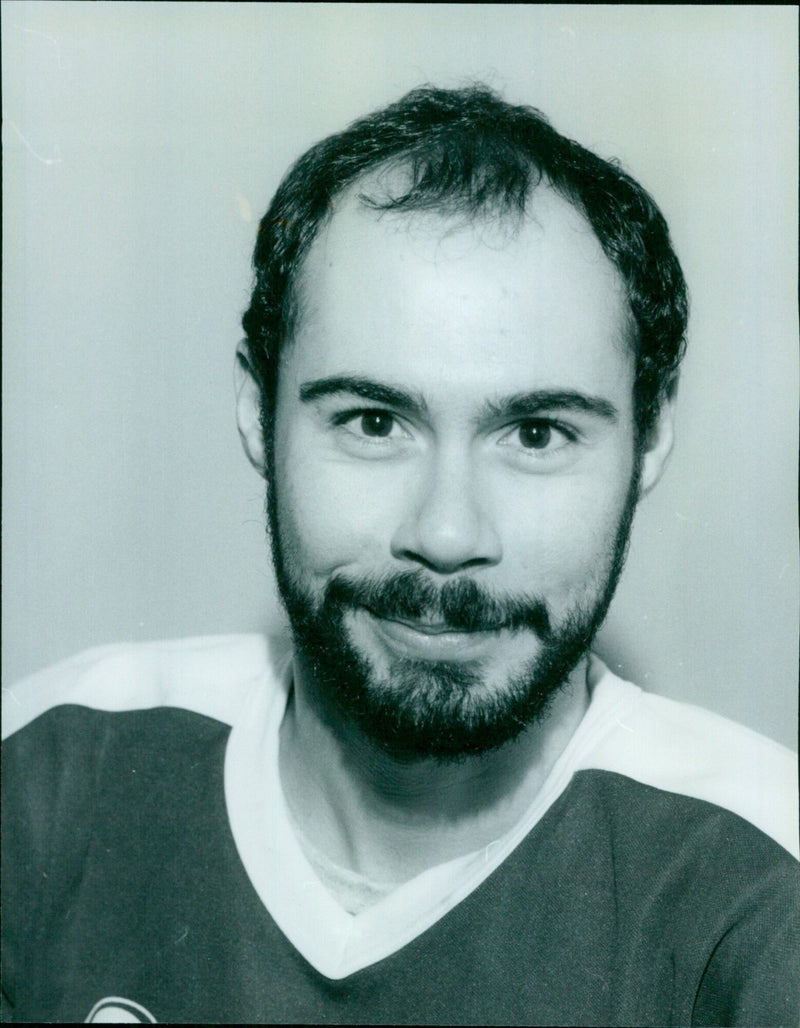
[{"x1": 2, "y1": 634, "x2": 798, "y2": 1025}]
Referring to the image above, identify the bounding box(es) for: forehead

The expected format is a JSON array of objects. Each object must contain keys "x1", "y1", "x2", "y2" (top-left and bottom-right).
[{"x1": 289, "y1": 184, "x2": 633, "y2": 404}]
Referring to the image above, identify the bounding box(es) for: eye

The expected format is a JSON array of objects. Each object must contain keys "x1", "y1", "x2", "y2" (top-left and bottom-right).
[
  {"x1": 331, "y1": 408, "x2": 411, "y2": 451},
  {"x1": 499, "y1": 418, "x2": 577, "y2": 459},
  {"x1": 356, "y1": 410, "x2": 396, "y2": 438},
  {"x1": 518, "y1": 420, "x2": 554, "y2": 450}
]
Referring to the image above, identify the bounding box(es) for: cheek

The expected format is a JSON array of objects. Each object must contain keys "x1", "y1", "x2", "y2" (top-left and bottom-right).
[
  {"x1": 274, "y1": 434, "x2": 409, "y2": 578},
  {"x1": 497, "y1": 462, "x2": 634, "y2": 598}
]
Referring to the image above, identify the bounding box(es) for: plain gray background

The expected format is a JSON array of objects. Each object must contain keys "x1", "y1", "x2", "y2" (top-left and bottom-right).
[{"x1": 3, "y1": 3, "x2": 798, "y2": 748}]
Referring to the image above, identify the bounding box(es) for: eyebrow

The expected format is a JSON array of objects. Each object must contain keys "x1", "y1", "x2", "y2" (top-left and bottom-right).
[
  {"x1": 482, "y1": 390, "x2": 619, "y2": 423},
  {"x1": 299, "y1": 376, "x2": 618, "y2": 424},
  {"x1": 299, "y1": 376, "x2": 428, "y2": 415}
]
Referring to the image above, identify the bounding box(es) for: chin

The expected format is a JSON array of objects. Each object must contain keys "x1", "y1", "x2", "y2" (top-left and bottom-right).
[{"x1": 290, "y1": 596, "x2": 597, "y2": 761}]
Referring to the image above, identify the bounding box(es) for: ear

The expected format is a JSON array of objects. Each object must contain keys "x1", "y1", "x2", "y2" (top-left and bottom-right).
[
  {"x1": 638, "y1": 394, "x2": 676, "y2": 498},
  {"x1": 234, "y1": 341, "x2": 267, "y2": 478}
]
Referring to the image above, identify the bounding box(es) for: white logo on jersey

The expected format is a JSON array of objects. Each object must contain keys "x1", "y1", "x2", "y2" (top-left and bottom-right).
[{"x1": 85, "y1": 996, "x2": 157, "y2": 1022}]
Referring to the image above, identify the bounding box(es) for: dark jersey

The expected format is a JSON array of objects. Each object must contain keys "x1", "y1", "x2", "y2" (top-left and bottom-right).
[{"x1": 2, "y1": 635, "x2": 798, "y2": 1025}]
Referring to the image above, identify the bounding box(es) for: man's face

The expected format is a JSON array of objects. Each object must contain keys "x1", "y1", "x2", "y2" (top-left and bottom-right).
[{"x1": 265, "y1": 186, "x2": 644, "y2": 759}]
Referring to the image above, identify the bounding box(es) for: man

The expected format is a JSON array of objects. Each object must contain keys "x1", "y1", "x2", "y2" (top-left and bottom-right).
[{"x1": 2, "y1": 85, "x2": 798, "y2": 1025}]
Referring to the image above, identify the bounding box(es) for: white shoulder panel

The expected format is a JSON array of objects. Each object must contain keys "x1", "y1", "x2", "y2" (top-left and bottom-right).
[
  {"x1": 581, "y1": 671, "x2": 799, "y2": 859},
  {"x1": 1, "y1": 634, "x2": 290, "y2": 740}
]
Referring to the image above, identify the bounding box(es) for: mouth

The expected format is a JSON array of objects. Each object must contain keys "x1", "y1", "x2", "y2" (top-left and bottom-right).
[
  {"x1": 383, "y1": 615, "x2": 505, "y2": 636},
  {"x1": 361, "y1": 610, "x2": 506, "y2": 661}
]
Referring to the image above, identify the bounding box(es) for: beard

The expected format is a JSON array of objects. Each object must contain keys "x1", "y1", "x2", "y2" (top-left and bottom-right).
[{"x1": 267, "y1": 456, "x2": 641, "y2": 762}]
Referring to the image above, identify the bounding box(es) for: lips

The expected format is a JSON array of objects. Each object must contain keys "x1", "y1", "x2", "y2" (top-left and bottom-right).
[
  {"x1": 384, "y1": 615, "x2": 505, "y2": 635},
  {"x1": 362, "y1": 610, "x2": 506, "y2": 661}
]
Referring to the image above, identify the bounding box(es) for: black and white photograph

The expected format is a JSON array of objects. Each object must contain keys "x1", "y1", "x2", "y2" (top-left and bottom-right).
[{"x1": 2, "y1": 4, "x2": 798, "y2": 1024}]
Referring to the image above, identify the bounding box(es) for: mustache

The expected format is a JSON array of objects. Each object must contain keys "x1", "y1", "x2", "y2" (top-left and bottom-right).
[{"x1": 324, "y1": 570, "x2": 551, "y2": 637}]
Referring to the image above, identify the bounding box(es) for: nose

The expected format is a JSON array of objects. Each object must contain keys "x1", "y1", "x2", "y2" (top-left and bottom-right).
[{"x1": 390, "y1": 449, "x2": 502, "y2": 574}]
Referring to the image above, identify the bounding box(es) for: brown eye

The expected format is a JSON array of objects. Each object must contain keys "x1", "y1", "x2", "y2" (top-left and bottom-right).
[
  {"x1": 518, "y1": 421, "x2": 552, "y2": 449},
  {"x1": 360, "y1": 411, "x2": 395, "y2": 437}
]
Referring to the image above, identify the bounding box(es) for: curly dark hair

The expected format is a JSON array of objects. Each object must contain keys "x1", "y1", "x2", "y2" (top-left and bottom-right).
[{"x1": 242, "y1": 84, "x2": 688, "y2": 441}]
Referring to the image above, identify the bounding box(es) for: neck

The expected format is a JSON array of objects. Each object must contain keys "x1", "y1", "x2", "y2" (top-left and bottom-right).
[{"x1": 279, "y1": 655, "x2": 590, "y2": 885}]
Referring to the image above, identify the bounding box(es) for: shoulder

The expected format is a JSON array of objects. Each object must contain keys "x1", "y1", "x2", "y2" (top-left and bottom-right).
[
  {"x1": 1, "y1": 633, "x2": 291, "y2": 895},
  {"x1": 579, "y1": 658, "x2": 799, "y2": 859},
  {"x1": 2, "y1": 633, "x2": 292, "y2": 740}
]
